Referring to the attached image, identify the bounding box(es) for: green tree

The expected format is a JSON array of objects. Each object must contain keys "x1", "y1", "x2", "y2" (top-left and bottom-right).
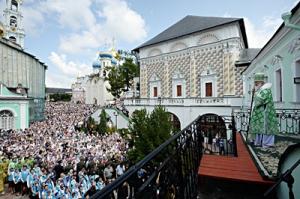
[
  {"x1": 49, "y1": 93, "x2": 72, "y2": 102},
  {"x1": 98, "y1": 109, "x2": 108, "y2": 135},
  {"x1": 119, "y1": 58, "x2": 139, "y2": 91},
  {"x1": 105, "y1": 58, "x2": 139, "y2": 98},
  {"x1": 86, "y1": 116, "x2": 96, "y2": 134},
  {"x1": 105, "y1": 66, "x2": 124, "y2": 98},
  {"x1": 127, "y1": 106, "x2": 172, "y2": 163}
]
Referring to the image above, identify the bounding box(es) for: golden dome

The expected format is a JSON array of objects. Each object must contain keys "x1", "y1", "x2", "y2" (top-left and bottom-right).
[{"x1": 0, "y1": 22, "x2": 4, "y2": 37}]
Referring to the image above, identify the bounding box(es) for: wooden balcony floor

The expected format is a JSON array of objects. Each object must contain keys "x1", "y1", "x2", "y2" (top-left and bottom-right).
[{"x1": 198, "y1": 133, "x2": 275, "y2": 184}]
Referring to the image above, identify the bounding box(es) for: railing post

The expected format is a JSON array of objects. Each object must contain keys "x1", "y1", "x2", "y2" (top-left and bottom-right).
[{"x1": 231, "y1": 113, "x2": 238, "y2": 157}]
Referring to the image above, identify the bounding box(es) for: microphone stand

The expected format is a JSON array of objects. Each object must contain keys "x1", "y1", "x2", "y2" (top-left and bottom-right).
[{"x1": 264, "y1": 158, "x2": 300, "y2": 199}]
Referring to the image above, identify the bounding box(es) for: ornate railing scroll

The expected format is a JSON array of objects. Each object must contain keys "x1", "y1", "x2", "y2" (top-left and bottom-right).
[
  {"x1": 233, "y1": 109, "x2": 300, "y2": 134},
  {"x1": 91, "y1": 116, "x2": 203, "y2": 199}
]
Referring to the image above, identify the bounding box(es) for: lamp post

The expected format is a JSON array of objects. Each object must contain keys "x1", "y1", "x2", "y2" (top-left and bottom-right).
[{"x1": 113, "y1": 111, "x2": 119, "y2": 130}]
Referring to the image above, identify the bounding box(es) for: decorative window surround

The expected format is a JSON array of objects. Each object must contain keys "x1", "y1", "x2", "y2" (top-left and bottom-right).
[
  {"x1": 172, "y1": 70, "x2": 186, "y2": 98},
  {"x1": 149, "y1": 74, "x2": 161, "y2": 98},
  {"x1": 0, "y1": 110, "x2": 14, "y2": 129},
  {"x1": 200, "y1": 68, "x2": 217, "y2": 97}
]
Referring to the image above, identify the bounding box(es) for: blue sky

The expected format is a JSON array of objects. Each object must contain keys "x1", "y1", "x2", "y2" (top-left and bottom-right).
[{"x1": 0, "y1": 0, "x2": 298, "y2": 88}]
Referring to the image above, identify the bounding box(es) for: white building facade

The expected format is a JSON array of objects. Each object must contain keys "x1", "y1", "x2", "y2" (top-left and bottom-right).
[
  {"x1": 71, "y1": 50, "x2": 117, "y2": 106},
  {"x1": 125, "y1": 16, "x2": 249, "y2": 129}
]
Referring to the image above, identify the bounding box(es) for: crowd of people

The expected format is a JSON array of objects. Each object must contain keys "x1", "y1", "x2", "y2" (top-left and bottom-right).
[{"x1": 0, "y1": 102, "x2": 129, "y2": 198}]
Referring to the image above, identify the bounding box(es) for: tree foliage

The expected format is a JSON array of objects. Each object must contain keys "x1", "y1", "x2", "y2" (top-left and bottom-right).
[
  {"x1": 105, "y1": 58, "x2": 139, "y2": 98},
  {"x1": 105, "y1": 66, "x2": 124, "y2": 98},
  {"x1": 127, "y1": 106, "x2": 173, "y2": 163},
  {"x1": 49, "y1": 93, "x2": 72, "y2": 102},
  {"x1": 120, "y1": 58, "x2": 139, "y2": 91},
  {"x1": 98, "y1": 109, "x2": 108, "y2": 135}
]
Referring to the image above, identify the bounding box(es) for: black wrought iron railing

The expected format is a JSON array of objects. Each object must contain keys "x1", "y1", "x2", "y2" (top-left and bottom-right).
[
  {"x1": 233, "y1": 109, "x2": 300, "y2": 134},
  {"x1": 91, "y1": 116, "x2": 203, "y2": 199}
]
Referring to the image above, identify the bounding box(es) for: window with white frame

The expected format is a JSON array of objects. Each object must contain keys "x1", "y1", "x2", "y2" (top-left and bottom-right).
[
  {"x1": 172, "y1": 70, "x2": 186, "y2": 98},
  {"x1": 205, "y1": 82, "x2": 213, "y2": 97},
  {"x1": 0, "y1": 110, "x2": 14, "y2": 130},
  {"x1": 153, "y1": 87, "x2": 158, "y2": 97},
  {"x1": 149, "y1": 74, "x2": 161, "y2": 98},
  {"x1": 200, "y1": 68, "x2": 217, "y2": 97},
  {"x1": 176, "y1": 85, "x2": 182, "y2": 97}
]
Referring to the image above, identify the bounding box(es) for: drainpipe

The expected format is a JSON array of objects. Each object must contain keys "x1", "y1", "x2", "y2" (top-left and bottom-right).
[{"x1": 282, "y1": 12, "x2": 300, "y2": 31}]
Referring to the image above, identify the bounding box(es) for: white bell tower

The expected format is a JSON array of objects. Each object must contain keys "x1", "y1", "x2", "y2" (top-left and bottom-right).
[{"x1": 3, "y1": 0, "x2": 25, "y2": 48}]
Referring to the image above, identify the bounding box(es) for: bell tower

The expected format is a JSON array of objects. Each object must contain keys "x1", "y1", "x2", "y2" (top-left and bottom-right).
[{"x1": 3, "y1": 0, "x2": 25, "y2": 48}]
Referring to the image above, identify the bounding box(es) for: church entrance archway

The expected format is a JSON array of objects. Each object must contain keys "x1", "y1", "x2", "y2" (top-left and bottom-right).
[
  {"x1": 168, "y1": 112, "x2": 181, "y2": 132},
  {"x1": 0, "y1": 110, "x2": 15, "y2": 130}
]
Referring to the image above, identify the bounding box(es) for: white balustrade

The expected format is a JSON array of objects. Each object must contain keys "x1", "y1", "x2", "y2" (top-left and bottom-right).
[{"x1": 124, "y1": 97, "x2": 242, "y2": 107}]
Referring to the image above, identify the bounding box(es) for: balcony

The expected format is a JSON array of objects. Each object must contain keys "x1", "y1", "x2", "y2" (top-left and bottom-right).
[{"x1": 124, "y1": 97, "x2": 243, "y2": 107}]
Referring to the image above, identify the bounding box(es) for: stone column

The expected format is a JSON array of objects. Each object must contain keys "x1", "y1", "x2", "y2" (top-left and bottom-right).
[
  {"x1": 163, "y1": 56, "x2": 170, "y2": 97},
  {"x1": 223, "y1": 40, "x2": 240, "y2": 96},
  {"x1": 190, "y1": 50, "x2": 197, "y2": 97},
  {"x1": 140, "y1": 60, "x2": 148, "y2": 98}
]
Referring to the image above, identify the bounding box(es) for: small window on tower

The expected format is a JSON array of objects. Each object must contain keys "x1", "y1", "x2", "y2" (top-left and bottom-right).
[
  {"x1": 9, "y1": 36, "x2": 16, "y2": 43},
  {"x1": 10, "y1": 16, "x2": 17, "y2": 27},
  {"x1": 11, "y1": 0, "x2": 18, "y2": 11}
]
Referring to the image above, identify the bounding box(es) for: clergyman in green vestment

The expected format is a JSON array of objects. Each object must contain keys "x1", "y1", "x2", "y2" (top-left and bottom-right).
[{"x1": 249, "y1": 73, "x2": 278, "y2": 147}]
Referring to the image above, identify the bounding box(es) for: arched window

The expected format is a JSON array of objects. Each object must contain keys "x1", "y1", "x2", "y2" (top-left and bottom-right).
[
  {"x1": 0, "y1": 110, "x2": 14, "y2": 130},
  {"x1": 9, "y1": 36, "x2": 16, "y2": 43},
  {"x1": 11, "y1": 0, "x2": 18, "y2": 11},
  {"x1": 10, "y1": 16, "x2": 17, "y2": 27}
]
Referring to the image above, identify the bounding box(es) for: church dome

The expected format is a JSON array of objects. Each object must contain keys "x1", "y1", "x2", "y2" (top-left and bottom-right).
[
  {"x1": 92, "y1": 60, "x2": 101, "y2": 68},
  {"x1": 111, "y1": 57, "x2": 118, "y2": 65}
]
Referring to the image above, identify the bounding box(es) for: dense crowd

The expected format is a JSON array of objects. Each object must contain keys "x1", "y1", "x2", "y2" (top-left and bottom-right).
[{"x1": 0, "y1": 102, "x2": 129, "y2": 198}]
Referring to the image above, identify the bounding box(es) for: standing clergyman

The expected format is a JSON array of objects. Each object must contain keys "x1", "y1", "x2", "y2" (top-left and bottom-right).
[{"x1": 249, "y1": 73, "x2": 278, "y2": 147}]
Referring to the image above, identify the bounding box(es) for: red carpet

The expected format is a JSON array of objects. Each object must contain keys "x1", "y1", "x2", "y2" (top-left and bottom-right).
[{"x1": 199, "y1": 133, "x2": 274, "y2": 184}]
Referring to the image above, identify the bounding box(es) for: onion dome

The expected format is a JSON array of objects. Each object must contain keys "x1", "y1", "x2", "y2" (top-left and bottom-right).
[
  {"x1": 111, "y1": 57, "x2": 118, "y2": 65},
  {"x1": 99, "y1": 53, "x2": 113, "y2": 59},
  {"x1": 92, "y1": 60, "x2": 101, "y2": 68}
]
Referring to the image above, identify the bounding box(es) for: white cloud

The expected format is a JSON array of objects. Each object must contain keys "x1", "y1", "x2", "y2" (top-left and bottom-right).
[
  {"x1": 47, "y1": 52, "x2": 94, "y2": 87},
  {"x1": 58, "y1": 0, "x2": 147, "y2": 54},
  {"x1": 47, "y1": 52, "x2": 93, "y2": 88},
  {"x1": 262, "y1": 16, "x2": 282, "y2": 30},
  {"x1": 59, "y1": 24, "x2": 107, "y2": 54},
  {"x1": 1, "y1": 0, "x2": 146, "y2": 87},
  {"x1": 1, "y1": 0, "x2": 147, "y2": 54},
  {"x1": 44, "y1": 0, "x2": 96, "y2": 31},
  {"x1": 46, "y1": 72, "x2": 73, "y2": 88},
  {"x1": 223, "y1": 13, "x2": 282, "y2": 48},
  {"x1": 48, "y1": 52, "x2": 92, "y2": 78},
  {"x1": 101, "y1": 0, "x2": 147, "y2": 43},
  {"x1": 244, "y1": 17, "x2": 281, "y2": 48},
  {"x1": 22, "y1": 6, "x2": 46, "y2": 36},
  {"x1": 24, "y1": 0, "x2": 147, "y2": 54}
]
